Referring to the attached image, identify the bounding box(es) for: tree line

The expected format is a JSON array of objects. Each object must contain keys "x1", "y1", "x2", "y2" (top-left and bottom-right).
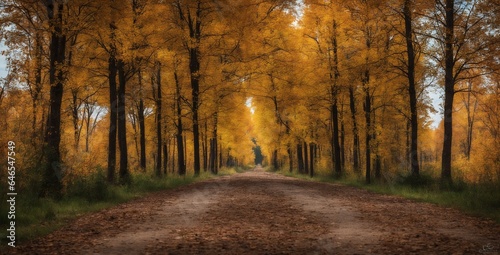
[{"x1": 0, "y1": 0, "x2": 498, "y2": 198}]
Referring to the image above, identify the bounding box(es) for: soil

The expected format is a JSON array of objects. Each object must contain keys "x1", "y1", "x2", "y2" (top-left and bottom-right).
[{"x1": 9, "y1": 167, "x2": 500, "y2": 254}]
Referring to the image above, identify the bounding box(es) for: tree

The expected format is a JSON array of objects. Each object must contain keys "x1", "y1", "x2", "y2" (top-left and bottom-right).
[
  {"x1": 428, "y1": 0, "x2": 496, "y2": 184},
  {"x1": 403, "y1": 0, "x2": 420, "y2": 176},
  {"x1": 41, "y1": 0, "x2": 67, "y2": 198}
]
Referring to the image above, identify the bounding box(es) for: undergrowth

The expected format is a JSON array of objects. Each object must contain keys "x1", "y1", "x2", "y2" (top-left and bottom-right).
[{"x1": 0, "y1": 167, "x2": 242, "y2": 246}]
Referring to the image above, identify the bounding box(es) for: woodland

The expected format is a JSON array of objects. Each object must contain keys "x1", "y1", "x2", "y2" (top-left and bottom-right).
[{"x1": 0, "y1": 0, "x2": 499, "y2": 210}]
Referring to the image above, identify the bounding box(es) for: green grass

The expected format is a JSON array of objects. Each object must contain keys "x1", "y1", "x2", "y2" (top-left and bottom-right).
[
  {"x1": 272, "y1": 168, "x2": 500, "y2": 223},
  {"x1": 0, "y1": 167, "x2": 242, "y2": 246}
]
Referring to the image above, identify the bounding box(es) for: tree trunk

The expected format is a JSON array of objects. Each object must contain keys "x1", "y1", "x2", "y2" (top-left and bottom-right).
[
  {"x1": 309, "y1": 143, "x2": 315, "y2": 177},
  {"x1": 304, "y1": 141, "x2": 309, "y2": 174},
  {"x1": 340, "y1": 116, "x2": 346, "y2": 171},
  {"x1": 441, "y1": 0, "x2": 455, "y2": 184},
  {"x1": 332, "y1": 103, "x2": 342, "y2": 177},
  {"x1": 272, "y1": 149, "x2": 279, "y2": 170},
  {"x1": 42, "y1": 1, "x2": 66, "y2": 198},
  {"x1": 32, "y1": 31, "x2": 43, "y2": 144},
  {"x1": 117, "y1": 60, "x2": 129, "y2": 184},
  {"x1": 464, "y1": 79, "x2": 477, "y2": 160},
  {"x1": 297, "y1": 143, "x2": 304, "y2": 174},
  {"x1": 363, "y1": 70, "x2": 371, "y2": 184},
  {"x1": 404, "y1": 0, "x2": 420, "y2": 177},
  {"x1": 175, "y1": 70, "x2": 186, "y2": 176},
  {"x1": 152, "y1": 63, "x2": 161, "y2": 176},
  {"x1": 218, "y1": 139, "x2": 222, "y2": 173},
  {"x1": 107, "y1": 63, "x2": 117, "y2": 181},
  {"x1": 71, "y1": 89, "x2": 81, "y2": 151},
  {"x1": 163, "y1": 141, "x2": 168, "y2": 175},
  {"x1": 85, "y1": 106, "x2": 91, "y2": 153},
  {"x1": 210, "y1": 113, "x2": 218, "y2": 174},
  {"x1": 138, "y1": 70, "x2": 147, "y2": 171},
  {"x1": 349, "y1": 86, "x2": 360, "y2": 172},
  {"x1": 187, "y1": 2, "x2": 202, "y2": 176},
  {"x1": 203, "y1": 120, "x2": 208, "y2": 171}
]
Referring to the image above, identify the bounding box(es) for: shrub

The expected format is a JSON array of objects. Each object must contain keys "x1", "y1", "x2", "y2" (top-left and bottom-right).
[{"x1": 65, "y1": 169, "x2": 109, "y2": 202}]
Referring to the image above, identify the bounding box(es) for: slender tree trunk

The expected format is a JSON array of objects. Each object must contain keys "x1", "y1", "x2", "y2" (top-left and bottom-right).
[
  {"x1": 340, "y1": 115, "x2": 346, "y2": 170},
  {"x1": 363, "y1": 70, "x2": 371, "y2": 184},
  {"x1": 85, "y1": 107, "x2": 90, "y2": 153},
  {"x1": 163, "y1": 142, "x2": 168, "y2": 175},
  {"x1": 32, "y1": 32, "x2": 43, "y2": 144},
  {"x1": 309, "y1": 143, "x2": 315, "y2": 177},
  {"x1": 404, "y1": 0, "x2": 420, "y2": 177},
  {"x1": 42, "y1": 1, "x2": 66, "y2": 198},
  {"x1": 153, "y1": 63, "x2": 162, "y2": 176},
  {"x1": 203, "y1": 120, "x2": 208, "y2": 171},
  {"x1": 210, "y1": 113, "x2": 218, "y2": 174},
  {"x1": 187, "y1": 2, "x2": 202, "y2": 176},
  {"x1": 464, "y1": 80, "x2": 477, "y2": 160},
  {"x1": 441, "y1": 0, "x2": 455, "y2": 184},
  {"x1": 349, "y1": 87, "x2": 360, "y2": 172},
  {"x1": 304, "y1": 141, "x2": 309, "y2": 174},
  {"x1": 332, "y1": 103, "x2": 342, "y2": 176},
  {"x1": 406, "y1": 119, "x2": 411, "y2": 170},
  {"x1": 117, "y1": 60, "x2": 129, "y2": 183},
  {"x1": 138, "y1": 69, "x2": 147, "y2": 170},
  {"x1": 330, "y1": 19, "x2": 342, "y2": 177},
  {"x1": 373, "y1": 111, "x2": 381, "y2": 180},
  {"x1": 71, "y1": 89, "x2": 80, "y2": 151},
  {"x1": 218, "y1": 137, "x2": 222, "y2": 173},
  {"x1": 175, "y1": 70, "x2": 185, "y2": 176},
  {"x1": 171, "y1": 138, "x2": 176, "y2": 173},
  {"x1": 209, "y1": 138, "x2": 214, "y2": 173},
  {"x1": 107, "y1": 17, "x2": 118, "y2": 183},
  {"x1": 297, "y1": 143, "x2": 304, "y2": 173},
  {"x1": 272, "y1": 149, "x2": 279, "y2": 170}
]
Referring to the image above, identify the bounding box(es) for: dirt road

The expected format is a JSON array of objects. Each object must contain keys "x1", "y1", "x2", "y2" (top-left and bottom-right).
[{"x1": 12, "y1": 168, "x2": 500, "y2": 254}]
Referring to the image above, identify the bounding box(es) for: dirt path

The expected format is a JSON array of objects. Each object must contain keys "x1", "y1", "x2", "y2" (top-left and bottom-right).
[{"x1": 11, "y1": 168, "x2": 500, "y2": 254}]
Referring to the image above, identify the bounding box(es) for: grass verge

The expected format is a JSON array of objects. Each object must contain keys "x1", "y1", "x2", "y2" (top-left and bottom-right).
[
  {"x1": 0, "y1": 168, "x2": 241, "y2": 246},
  {"x1": 272, "y1": 169, "x2": 500, "y2": 224}
]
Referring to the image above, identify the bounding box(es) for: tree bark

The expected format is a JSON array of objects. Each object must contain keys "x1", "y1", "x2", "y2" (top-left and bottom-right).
[
  {"x1": 71, "y1": 89, "x2": 81, "y2": 151},
  {"x1": 363, "y1": 70, "x2": 371, "y2": 184},
  {"x1": 297, "y1": 143, "x2": 304, "y2": 174},
  {"x1": 309, "y1": 143, "x2": 315, "y2": 177},
  {"x1": 404, "y1": 0, "x2": 420, "y2": 177},
  {"x1": 441, "y1": 0, "x2": 455, "y2": 184},
  {"x1": 163, "y1": 142, "x2": 168, "y2": 175},
  {"x1": 138, "y1": 69, "x2": 147, "y2": 171},
  {"x1": 332, "y1": 103, "x2": 342, "y2": 177},
  {"x1": 175, "y1": 70, "x2": 186, "y2": 176},
  {"x1": 107, "y1": 48, "x2": 117, "y2": 183},
  {"x1": 272, "y1": 149, "x2": 279, "y2": 171},
  {"x1": 117, "y1": 59, "x2": 129, "y2": 184},
  {"x1": 209, "y1": 112, "x2": 218, "y2": 174},
  {"x1": 464, "y1": 80, "x2": 477, "y2": 160},
  {"x1": 340, "y1": 116, "x2": 345, "y2": 171},
  {"x1": 349, "y1": 86, "x2": 360, "y2": 172},
  {"x1": 155, "y1": 62, "x2": 162, "y2": 177},
  {"x1": 203, "y1": 120, "x2": 208, "y2": 171},
  {"x1": 304, "y1": 141, "x2": 309, "y2": 175},
  {"x1": 42, "y1": 0, "x2": 66, "y2": 198},
  {"x1": 187, "y1": 1, "x2": 202, "y2": 176}
]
